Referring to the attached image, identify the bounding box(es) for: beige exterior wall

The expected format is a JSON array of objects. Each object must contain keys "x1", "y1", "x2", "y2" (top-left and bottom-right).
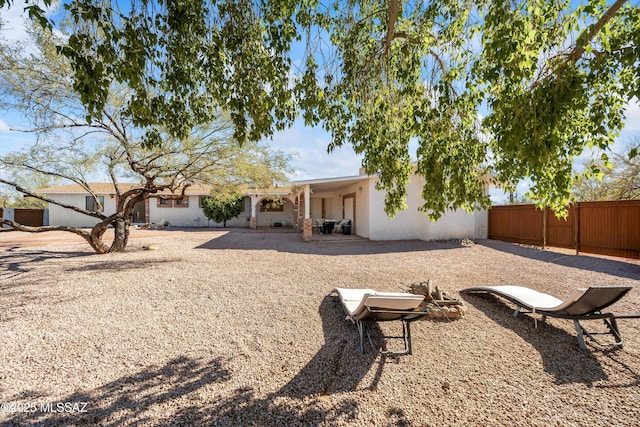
[
  {"x1": 48, "y1": 194, "x2": 117, "y2": 227},
  {"x1": 149, "y1": 195, "x2": 251, "y2": 227},
  {"x1": 309, "y1": 198, "x2": 323, "y2": 222},
  {"x1": 365, "y1": 174, "x2": 488, "y2": 241},
  {"x1": 48, "y1": 194, "x2": 254, "y2": 228},
  {"x1": 254, "y1": 198, "x2": 295, "y2": 227}
]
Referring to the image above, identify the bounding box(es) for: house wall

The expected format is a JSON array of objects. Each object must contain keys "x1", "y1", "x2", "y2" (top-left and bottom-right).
[
  {"x1": 48, "y1": 194, "x2": 117, "y2": 227},
  {"x1": 366, "y1": 175, "x2": 488, "y2": 241},
  {"x1": 367, "y1": 176, "x2": 428, "y2": 240},
  {"x1": 149, "y1": 195, "x2": 252, "y2": 227},
  {"x1": 48, "y1": 193, "x2": 254, "y2": 228},
  {"x1": 254, "y1": 198, "x2": 295, "y2": 227},
  {"x1": 309, "y1": 198, "x2": 323, "y2": 221}
]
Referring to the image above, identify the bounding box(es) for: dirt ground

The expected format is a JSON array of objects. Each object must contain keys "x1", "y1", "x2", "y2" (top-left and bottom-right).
[{"x1": 1, "y1": 228, "x2": 639, "y2": 426}]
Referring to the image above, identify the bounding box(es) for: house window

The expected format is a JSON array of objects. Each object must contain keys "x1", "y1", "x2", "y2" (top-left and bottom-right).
[
  {"x1": 260, "y1": 199, "x2": 284, "y2": 212},
  {"x1": 174, "y1": 196, "x2": 189, "y2": 208},
  {"x1": 157, "y1": 197, "x2": 172, "y2": 207},
  {"x1": 86, "y1": 196, "x2": 105, "y2": 213}
]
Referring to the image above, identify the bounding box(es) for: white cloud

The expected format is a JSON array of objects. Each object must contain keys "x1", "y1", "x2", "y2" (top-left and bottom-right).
[
  {"x1": 0, "y1": 118, "x2": 9, "y2": 132},
  {"x1": 0, "y1": 2, "x2": 61, "y2": 47},
  {"x1": 0, "y1": 4, "x2": 34, "y2": 45},
  {"x1": 620, "y1": 97, "x2": 640, "y2": 141},
  {"x1": 268, "y1": 123, "x2": 363, "y2": 181}
]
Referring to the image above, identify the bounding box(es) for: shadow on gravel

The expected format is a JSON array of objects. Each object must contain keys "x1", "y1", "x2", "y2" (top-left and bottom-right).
[
  {"x1": 188, "y1": 296, "x2": 385, "y2": 426},
  {"x1": 462, "y1": 293, "x2": 610, "y2": 386},
  {"x1": 2, "y1": 297, "x2": 391, "y2": 425},
  {"x1": 478, "y1": 240, "x2": 640, "y2": 280},
  {"x1": 0, "y1": 250, "x2": 92, "y2": 278},
  {"x1": 66, "y1": 257, "x2": 185, "y2": 272},
  {"x1": 1, "y1": 356, "x2": 232, "y2": 427},
  {"x1": 1, "y1": 251, "x2": 90, "y2": 323},
  {"x1": 171, "y1": 295, "x2": 388, "y2": 425},
  {"x1": 196, "y1": 230, "x2": 468, "y2": 256}
]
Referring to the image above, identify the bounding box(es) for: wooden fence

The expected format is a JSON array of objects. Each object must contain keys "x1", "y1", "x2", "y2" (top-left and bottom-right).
[{"x1": 488, "y1": 200, "x2": 640, "y2": 259}]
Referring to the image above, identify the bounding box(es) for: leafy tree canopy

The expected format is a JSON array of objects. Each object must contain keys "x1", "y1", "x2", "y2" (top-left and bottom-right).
[
  {"x1": 0, "y1": 24, "x2": 291, "y2": 253},
  {"x1": 573, "y1": 138, "x2": 640, "y2": 201},
  {"x1": 201, "y1": 193, "x2": 244, "y2": 227},
  {"x1": 2, "y1": 0, "x2": 639, "y2": 219}
]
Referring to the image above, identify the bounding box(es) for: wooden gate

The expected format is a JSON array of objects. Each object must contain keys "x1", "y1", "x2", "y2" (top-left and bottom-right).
[{"x1": 14, "y1": 209, "x2": 45, "y2": 226}]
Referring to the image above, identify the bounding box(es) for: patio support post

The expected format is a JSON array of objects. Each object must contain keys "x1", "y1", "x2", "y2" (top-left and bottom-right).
[
  {"x1": 249, "y1": 195, "x2": 258, "y2": 229},
  {"x1": 303, "y1": 184, "x2": 312, "y2": 241}
]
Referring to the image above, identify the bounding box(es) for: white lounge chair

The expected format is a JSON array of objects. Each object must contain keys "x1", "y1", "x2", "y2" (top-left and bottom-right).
[
  {"x1": 462, "y1": 285, "x2": 639, "y2": 350},
  {"x1": 333, "y1": 287, "x2": 428, "y2": 355}
]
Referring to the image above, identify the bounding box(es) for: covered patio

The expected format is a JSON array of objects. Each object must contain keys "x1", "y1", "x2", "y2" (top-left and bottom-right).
[{"x1": 292, "y1": 173, "x2": 369, "y2": 242}]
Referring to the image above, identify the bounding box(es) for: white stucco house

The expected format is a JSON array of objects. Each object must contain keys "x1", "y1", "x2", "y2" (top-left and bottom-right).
[
  {"x1": 37, "y1": 169, "x2": 488, "y2": 242},
  {"x1": 36, "y1": 183, "x2": 294, "y2": 228},
  {"x1": 293, "y1": 169, "x2": 488, "y2": 242}
]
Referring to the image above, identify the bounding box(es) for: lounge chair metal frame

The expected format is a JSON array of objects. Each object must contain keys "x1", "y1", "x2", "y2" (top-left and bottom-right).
[
  {"x1": 356, "y1": 309, "x2": 428, "y2": 355},
  {"x1": 333, "y1": 288, "x2": 429, "y2": 355},
  {"x1": 463, "y1": 285, "x2": 639, "y2": 351}
]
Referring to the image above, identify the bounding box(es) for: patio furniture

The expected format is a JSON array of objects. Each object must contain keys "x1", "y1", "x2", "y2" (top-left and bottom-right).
[
  {"x1": 461, "y1": 285, "x2": 640, "y2": 350},
  {"x1": 333, "y1": 287, "x2": 428, "y2": 355},
  {"x1": 334, "y1": 219, "x2": 351, "y2": 234},
  {"x1": 322, "y1": 219, "x2": 336, "y2": 234}
]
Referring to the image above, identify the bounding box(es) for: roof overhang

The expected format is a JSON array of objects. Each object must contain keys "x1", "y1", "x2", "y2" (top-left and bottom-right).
[{"x1": 294, "y1": 174, "x2": 371, "y2": 194}]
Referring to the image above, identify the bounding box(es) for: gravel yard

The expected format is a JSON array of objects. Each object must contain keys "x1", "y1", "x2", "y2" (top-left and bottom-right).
[{"x1": 1, "y1": 228, "x2": 639, "y2": 426}]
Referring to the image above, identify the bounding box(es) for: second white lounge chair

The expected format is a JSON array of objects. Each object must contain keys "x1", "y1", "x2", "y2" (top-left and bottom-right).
[
  {"x1": 333, "y1": 287, "x2": 428, "y2": 355},
  {"x1": 462, "y1": 285, "x2": 638, "y2": 350}
]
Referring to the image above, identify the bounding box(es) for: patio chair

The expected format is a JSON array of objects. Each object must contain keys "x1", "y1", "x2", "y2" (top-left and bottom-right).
[
  {"x1": 332, "y1": 287, "x2": 428, "y2": 355},
  {"x1": 334, "y1": 219, "x2": 351, "y2": 234},
  {"x1": 461, "y1": 285, "x2": 640, "y2": 350},
  {"x1": 322, "y1": 219, "x2": 336, "y2": 234}
]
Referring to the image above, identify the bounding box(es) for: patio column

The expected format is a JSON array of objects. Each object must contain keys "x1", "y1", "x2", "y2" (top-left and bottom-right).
[
  {"x1": 249, "y1": 195, "x2": 258, "y2": 229},
  {"x1": 302, "y1": 184, "x2": 312, "y2": 241},
  {"x1": 304, "y1": 184, "x2": 310, "y2": 219}
]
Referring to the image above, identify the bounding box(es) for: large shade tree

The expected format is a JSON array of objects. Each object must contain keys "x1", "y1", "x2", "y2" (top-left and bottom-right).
[
  {"x1": 573, "y1": 139, "x2": 640, "y2": 201},
  {"x1": 1, "y1": 0, "x2": 639, "y2": 218},
  {"x1": 0, "y1": 26, "x2": 290, "y2": 253}
]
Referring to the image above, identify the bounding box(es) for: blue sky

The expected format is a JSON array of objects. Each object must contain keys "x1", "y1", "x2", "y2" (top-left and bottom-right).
[{"x1": 1, "y1": 4, "x2": 639, "y2": 203}]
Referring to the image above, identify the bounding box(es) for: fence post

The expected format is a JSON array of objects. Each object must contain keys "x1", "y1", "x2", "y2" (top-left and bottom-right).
[
  {"x1": 574, "y1": 203, "x2": 580, "y2": 255},
  {"x1": 542, "y1": 207, "x2": 547, "y2": 249}
]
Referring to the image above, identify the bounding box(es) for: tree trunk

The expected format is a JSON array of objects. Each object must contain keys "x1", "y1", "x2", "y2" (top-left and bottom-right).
[
  {"x1": 89, "y1": 222, "x2": 111, "y2": 254},
  {"x1": 110, "y1": 217, "x2": 130, "y2": 252},
  {"x1": 88, "y1": 216, "x2": 131, "y2": 254}
]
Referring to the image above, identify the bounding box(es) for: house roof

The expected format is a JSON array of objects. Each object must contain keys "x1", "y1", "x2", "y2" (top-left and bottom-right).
[
  {"x1": 36, "y1": 182, "x2": 293, "y2": 197},
  {"x1": 36, "y1": 182, "x2": 214, "y2": 195}
]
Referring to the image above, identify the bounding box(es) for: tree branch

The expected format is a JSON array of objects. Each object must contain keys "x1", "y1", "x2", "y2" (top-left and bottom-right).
[
  {"x1": 384, "y1": 0, "x2": 401, "y2": 57},
  {"x1": 0, "y1": 218, "x2": 93, "y2": 241},
  {"x1": 0, "y1": 178, "x2": 106, "y2": 219},
  {"x1": 567, "y1": 0, "x2": 628, "y2": 63}
]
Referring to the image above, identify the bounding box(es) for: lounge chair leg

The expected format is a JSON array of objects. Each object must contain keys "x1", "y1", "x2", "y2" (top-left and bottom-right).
[
  {"x1": 604, "y1": 317, "x2": 624, "y2": 348},
  {"x1": 574, "y1": 320, "x2": 587, "y2": 351},
  {"x1": 357, "y1": 320, "x2": 365, "y2": 354},
  {"x1": 359, "y1": 319, "x2": 415, "y2": 356},
  {"x1": 405, "y1": 320, "x2": 413, "y2": 355}
]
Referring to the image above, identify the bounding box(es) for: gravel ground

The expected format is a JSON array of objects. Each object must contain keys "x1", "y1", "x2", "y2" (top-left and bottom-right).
[{"x1": 1, "y1": 228, "x2": 639, "y2": 426}]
